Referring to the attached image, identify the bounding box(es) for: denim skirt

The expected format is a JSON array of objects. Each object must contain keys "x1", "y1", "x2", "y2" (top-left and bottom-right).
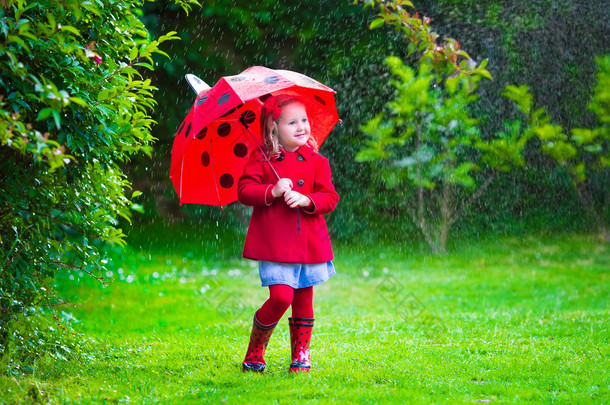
[{"x1": 258, "y1": 261, "x2": 336, "y2": 289}]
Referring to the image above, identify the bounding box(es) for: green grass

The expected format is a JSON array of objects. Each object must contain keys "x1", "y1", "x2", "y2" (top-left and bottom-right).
[{"x1": 1, "y1": 224, "x2": 608, "y2": 404}]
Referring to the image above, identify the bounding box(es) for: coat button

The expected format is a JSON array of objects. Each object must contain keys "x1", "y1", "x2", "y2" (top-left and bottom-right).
[
  {"x1": 276, "y1": 154, "x2": 285, "y2": 161},
  {"x1": 297, "y1": 179, "x2": 305, "y2": 186},
  {"x1": 297, "y1": 155, "x2": 304, "y2": 162}
]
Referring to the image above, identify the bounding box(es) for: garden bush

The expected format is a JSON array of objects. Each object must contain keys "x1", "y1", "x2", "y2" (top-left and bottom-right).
[{"x1": 0, "y1": 0, "x2": 197, "y2": 363}]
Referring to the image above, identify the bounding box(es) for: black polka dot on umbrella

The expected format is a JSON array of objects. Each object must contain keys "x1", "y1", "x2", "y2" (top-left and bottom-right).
[
  {"x1": 200, "y1": 151, "x2": 210, "y2": 167},
  {"x1": 217, "y1": 92, "x2": 231, "y2": 105},
  {"x1": 230, "y1": 76, "x2": 246, "y2": 82},
  {"x1": 314, "y1": 95, "x2": 326, "y2": 105},
  {"x1": 219, "y1": 173, "x2": 234, "y2": 188},
  {"x1": 184, "y1": 122, "x2": 192, "y2": 138},
  {"x1": 196, "y1": 127, "x2": 207, "y2": 140},
  {"x1": 264, "y1": 76, "x2": 280, "y2": 84},
  {"x1": 217, "y1": 123, "x2": 231, "y2": 137},
  {"x1": 241, "y1": 110, "x2": 256, "y2": 124},
  {"x1": 195, "y1": 95, "x2": 208, "y2": 106},
  {"x1": 177, "y1": 120, "x2": 186, "y2": 136},
  {"x1": 234, "y1": 142, "x2": 248, "y2": 158}
]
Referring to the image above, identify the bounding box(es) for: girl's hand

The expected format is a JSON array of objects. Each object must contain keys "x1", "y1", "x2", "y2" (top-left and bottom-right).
[
  {"x1": 272, "y1": 178, "x2": 293, "y2": 198},
  {"x1": 284, "y1": 190, "x2": 312, "y2": 209}
]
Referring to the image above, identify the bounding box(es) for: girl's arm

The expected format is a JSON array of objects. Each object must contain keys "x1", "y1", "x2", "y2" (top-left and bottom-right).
[
  {"x1": 238, "y1": 153, "x2": 275, "y2": 206},
  {"x1": 238, "y1": 152, "x2": 292, "y2": 206},
  {"x1": 303, "y1": 157, "x2": 339, "y2": 215}
]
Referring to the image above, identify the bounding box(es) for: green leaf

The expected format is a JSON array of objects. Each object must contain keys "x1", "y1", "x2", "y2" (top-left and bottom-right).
[
  {"x1": 7, "y1": 35, "x2": 31, "y2": 52},
  {"x1": 155, "y1": 50, "x2": 170, "y2": 59},
  {"x1": 68, "y1": 97, "x2": 87, "y2": 107},
  {"x1": 369, "y1": 18, "x2": 385, "y2": 30},
  {"x1": 129, "y1": 46, "x2": 139, "y2": 61},
  {"x1": 478, "y1": 68, "x2": 492, "y2": 80},
  {"x1": 47, "y1": 12, "x2": 56, "y2": 29},
  {"x1": 51, "y1": 110, "x2": 61, "y2": 129},
  {"x1": 37, "y1": 108, "x2": 53, "y2": 121},
  {"x1": 59, "y1": 25, "x2": 81, "y2": 36},
  {"x1": 135, "y1": 62, "x2": 154, "y2": 70},
  {"x1": 98, "y1": 89, "x2": 110, "y2": 101},
  {"x1": 130, "y1": 203, "x2": 145, "y2": 213},
  {"x1": 503, "y1": 84, "x2": 532, "y2": 115}
]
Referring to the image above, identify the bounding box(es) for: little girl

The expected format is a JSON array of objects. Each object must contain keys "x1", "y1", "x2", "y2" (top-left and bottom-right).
[{"x1": 238, "y1": 94, "x2": 339, "y2": 373}]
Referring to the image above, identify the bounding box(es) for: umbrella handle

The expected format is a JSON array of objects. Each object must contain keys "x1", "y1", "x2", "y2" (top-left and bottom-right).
[
  {"x1": 240, "y1": 117, "x2": 299, "y2": 234},
  {"x1": 240, "y1": 117, "x2": 281, "y2": 181},
  {"x1": 296, "y1": 207, "x2": 300, "y2": 235}
]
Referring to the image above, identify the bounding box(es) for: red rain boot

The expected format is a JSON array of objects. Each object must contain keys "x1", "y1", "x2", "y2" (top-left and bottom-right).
[
  {"x1": 288, "y1": 317, "x2": 314, "y2": 372},
  {"x1": 243, "y1": 311, "x2": 277, "y2": 373}
]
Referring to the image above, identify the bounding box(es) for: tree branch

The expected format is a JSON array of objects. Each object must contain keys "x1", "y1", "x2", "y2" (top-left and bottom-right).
[{"x1": 449, "y1": 172, "x2": 497, "y2": 227}]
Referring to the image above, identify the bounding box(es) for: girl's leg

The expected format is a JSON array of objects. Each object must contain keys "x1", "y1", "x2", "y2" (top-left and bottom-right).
[
  {"x1": 243, "y1": 284, "x2": 293, "y2": 372},
  {"x1": 289, "y1": 286, "x2": 314, "y2": 372},
  {"x1": 256, "y1": 284, "x2": 294, "y2": 325},
  {"x1": 291, "y1": 286, "x2": 314, "y2": 318}
]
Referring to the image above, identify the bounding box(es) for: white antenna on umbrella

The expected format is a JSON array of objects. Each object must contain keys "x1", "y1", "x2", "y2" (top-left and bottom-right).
[{"x1": 185, "y1": 73, "x2": 211, "y2": 94}]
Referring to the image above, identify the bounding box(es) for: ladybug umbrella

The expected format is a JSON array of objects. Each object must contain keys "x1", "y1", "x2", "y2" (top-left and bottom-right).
[{"x1": 170, "y1": 66, "x2": 340, "y2": 208}]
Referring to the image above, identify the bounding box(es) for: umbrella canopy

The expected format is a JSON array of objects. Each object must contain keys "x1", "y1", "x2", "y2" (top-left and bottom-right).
[{"x1": 170, "y1": 66, "x2": 340, "y2": 207}]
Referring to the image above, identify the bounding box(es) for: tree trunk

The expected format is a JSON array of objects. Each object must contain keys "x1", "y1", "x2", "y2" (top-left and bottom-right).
[
  {"x1": 414, "y1": 135, "x2": 440, "y2": 253},
  {"x1": 439, "y1": 180, "x2": 452, "y2": 254},
  {"x1": 408, "y1": 192, "x2": 439, "y2": 254},
  {"x1": 575, "y1": 181, "x2": 609, "y2": 243}
]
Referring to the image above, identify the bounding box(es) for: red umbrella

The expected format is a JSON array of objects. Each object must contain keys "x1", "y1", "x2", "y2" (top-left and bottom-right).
[{"x1": 170, "y1": 66, "x2": 340, "y2": 207}]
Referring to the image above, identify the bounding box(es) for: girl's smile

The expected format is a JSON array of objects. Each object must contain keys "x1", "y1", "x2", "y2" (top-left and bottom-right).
[{"x1": 276, "y1": 102, "x2": 311, "y2": 152}]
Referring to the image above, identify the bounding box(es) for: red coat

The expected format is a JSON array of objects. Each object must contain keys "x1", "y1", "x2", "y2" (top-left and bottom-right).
[{"x1": 238, "y1": 145, "x2": 339, "y2": 263}]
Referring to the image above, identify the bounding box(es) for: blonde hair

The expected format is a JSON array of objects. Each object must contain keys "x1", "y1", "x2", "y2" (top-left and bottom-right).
[{"x1": 260, "y1": 95, "x2": 319, "y2": 159}]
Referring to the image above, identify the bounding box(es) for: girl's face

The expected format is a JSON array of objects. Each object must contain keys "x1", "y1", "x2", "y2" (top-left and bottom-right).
[{"x1": 276, "y1": 102, "x2": 310, "y2": 152}]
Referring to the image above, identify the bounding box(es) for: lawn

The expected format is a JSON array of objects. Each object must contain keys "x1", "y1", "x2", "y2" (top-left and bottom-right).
[{"x1": 0, "y1": 223, "x2": 608, "y2": 404}]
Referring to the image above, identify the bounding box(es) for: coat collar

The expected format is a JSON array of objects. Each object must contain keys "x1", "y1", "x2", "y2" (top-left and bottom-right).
[
  {"x1": 275, "y1": 144, "x2": 314, "y2": 161},
  {"x1": 295, "y1": 144, "x2": 314, "y2": 160}
]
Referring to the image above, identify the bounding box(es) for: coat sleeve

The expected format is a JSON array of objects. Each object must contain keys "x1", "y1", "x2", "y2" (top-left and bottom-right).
[
  {"x1": 304, "y1": 156, "x2": 339, "y2": 215},
  {"x1": 238, "y1": 152, "x2": 275, "y2": 207}
]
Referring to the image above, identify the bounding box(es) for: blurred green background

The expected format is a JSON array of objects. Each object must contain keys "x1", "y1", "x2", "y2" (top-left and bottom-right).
[
  {"x1": 1, "y1": 1, "x2": 609, "y2": 402},
  {"x1": 130, "y1": 0, "x2": 609, "y2": 245}
]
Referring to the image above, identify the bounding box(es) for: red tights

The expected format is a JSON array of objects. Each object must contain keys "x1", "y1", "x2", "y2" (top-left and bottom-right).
[{"x1": 256, "y1": 285, "x2": 313, "y2": 325}]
